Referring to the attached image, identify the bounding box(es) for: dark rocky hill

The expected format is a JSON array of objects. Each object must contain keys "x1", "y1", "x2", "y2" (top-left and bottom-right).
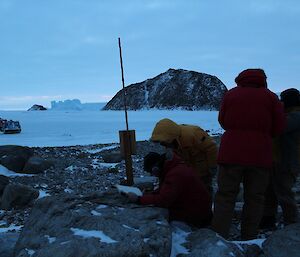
[{"x1": 103, "y1": 69, "x2": 227, "y2": 111}]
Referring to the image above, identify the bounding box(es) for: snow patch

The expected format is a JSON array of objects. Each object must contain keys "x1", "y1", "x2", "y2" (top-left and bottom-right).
[
  {"x1": 86, "y1": 144, "x2": 119, "y2": 154},
  {"x1": 65, "y1": 165, "x2": 77, "y2": 172},
  {"x1": 71, "y1": 228, "x2": 118, "y2": 244},
  {"x1": 232, "y1": 239, "x2": 266, "y2": 249},
  {"x1": 170, "y1": 223, "x2": 191, "y2": 257},
  {"x1": 25, "y1": 248, "x2": 35, "y2": 257},
  {"x1": 122, "y1": 224, "x2": 139, "y2": 232},
  {"x1": 0, "y1": 165, "x2": 33, "y2": 177},
  {"x1": 0, "y1": 224, "x2": 23, "y2": 233},
  {"x1": 99, "y1": 162, "x2": 118, "y2": 168},
  {"x1": 91, "y1": 210, "x2": 102, "y2": 216},
  {"x1": 216, "y1": 240, "x2": 227, "y2": 247},
  {"x1": 38, "y1": 190, "x2": 50, "y2": 199},
  {"x1": 64, "y1": 188, "x2": 73, "y2": 193},
  {"x1": 97, "y1": 204, "x2": 108, "y2": 209},
  {"x1": 45, "y1": 235, "x2": 56, "y2": 244}
]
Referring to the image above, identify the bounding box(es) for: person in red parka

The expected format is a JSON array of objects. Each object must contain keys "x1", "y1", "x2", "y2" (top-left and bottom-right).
[
  {"x1": 212, "y1": 68, "x2": 285, "y2": 240},
  {"x1": 128, "y1": 151, "x2": 212, "y2": 228}
]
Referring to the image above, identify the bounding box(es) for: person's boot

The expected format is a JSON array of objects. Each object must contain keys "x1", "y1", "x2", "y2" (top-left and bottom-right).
[{"x1": 259, "y1": 215, "x2": 276, "y2": 230}]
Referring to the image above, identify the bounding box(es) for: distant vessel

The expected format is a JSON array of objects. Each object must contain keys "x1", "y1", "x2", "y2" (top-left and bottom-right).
[{"x1": 0, "y1": 118, "x2": 21, "y2": 134}]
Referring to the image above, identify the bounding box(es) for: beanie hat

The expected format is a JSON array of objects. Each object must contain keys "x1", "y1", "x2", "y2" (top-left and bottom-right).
[
  {"x1": 143, "y1": 152, "x2": 165, "y2": 174},
  {"x1": 280, "y1": 88, "x2": 300, "y2": 109},
  {"x1": 235, "y1": 69, "x2": 267, "y2": 88},
  {"x1": 151, "y1": 118, "x2": 181, "y2": 144}
]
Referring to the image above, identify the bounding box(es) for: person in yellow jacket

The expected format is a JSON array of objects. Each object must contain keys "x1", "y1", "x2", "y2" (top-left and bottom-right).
[{"x1": 151, "y1": 118, "x2": 218, "y2": 195}]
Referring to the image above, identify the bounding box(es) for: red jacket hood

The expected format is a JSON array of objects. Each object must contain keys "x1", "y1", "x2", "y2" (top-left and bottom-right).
[{"x1": 235, "y1": 69, "x2": 267, "y2": 88}]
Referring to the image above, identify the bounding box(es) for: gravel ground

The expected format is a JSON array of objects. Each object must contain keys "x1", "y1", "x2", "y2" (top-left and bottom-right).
[{"x1": 1, "y1": 138, "x2": 300, "y2": 241}]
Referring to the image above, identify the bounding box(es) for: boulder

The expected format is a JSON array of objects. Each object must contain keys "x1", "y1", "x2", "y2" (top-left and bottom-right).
[
  {"x1": 0, "y1": 175, "x2": 9, "y2": 195},
  {"x1": 22, "y1": 156, "x2": 54, "y2": 174},
  {"x1": 0, "y1": 183, "x2": 39, "y2": 210},
  {"x1": 0, "y1": 232, "x2": 19, "y2": 257},
  {"x1": 0, "y1": 146, "x2": 34, "y2": 172},
  {"x1": 14, "y1": 190, "x2": 171, "y2": 257},
  {"x1": 101, "y1": 151, "x2": 123, "y2": 163},
  {"x1": 263, "y1": 223, "x2": 300, "y2": 257},
  {"x1": 182, "y1": 229, "x2": 244, "y2": 257}
]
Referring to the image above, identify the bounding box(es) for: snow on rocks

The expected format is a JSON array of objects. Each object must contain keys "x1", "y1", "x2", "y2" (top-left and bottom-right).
[
  {"x1": 71, "y1": 228, "x2": 118, "y2": 244},
  {"x1": 0, "y1": 224, "x2": 23, "y2": 233},
  {"x1": 14, "y1": 192, "x2": 171, "y2": 257},
  {"x1": 0, "y1": 165, "x2": 33, "y2": 177},
  {"x1": 38, "y1": 190, "x2": 51, "y2": 199}
]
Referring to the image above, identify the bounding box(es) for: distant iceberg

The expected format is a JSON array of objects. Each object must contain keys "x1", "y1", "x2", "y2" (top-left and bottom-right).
[{"x1": 51, "y1": 99, "x2": 106, "y2": 111}]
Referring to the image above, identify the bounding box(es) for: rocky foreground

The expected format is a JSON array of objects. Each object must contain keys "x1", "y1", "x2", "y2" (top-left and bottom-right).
[{"x1": 0, "y1": 141, "x2": 300, "y2": 257}]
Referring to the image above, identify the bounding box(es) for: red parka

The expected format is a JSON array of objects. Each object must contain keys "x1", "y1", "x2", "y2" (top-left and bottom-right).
[
  {"x1": 218, "y1": 69, "x2": 286, "y2": 168},
  {"x1": 140, "y1": 153, "x2": 212, "y2": 227}
]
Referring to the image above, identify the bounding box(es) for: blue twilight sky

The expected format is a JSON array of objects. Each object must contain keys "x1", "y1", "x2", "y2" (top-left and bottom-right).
[{"x1": 0, "y1": 0, "x2": 299, "y2": 110}]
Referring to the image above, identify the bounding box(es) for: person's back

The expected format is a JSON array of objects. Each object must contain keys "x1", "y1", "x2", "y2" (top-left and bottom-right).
[
  {"x1": 218, "y1": 73, "x2": 285, "y2": 168},
  {"x1": 140, "y1": 153, "x2": 212, "y2": 227},
  {"x1": 178, "y1": 124, "x2": 217, "y2": 175},
  {"x1": 212, "y1": 69, "x2": 285, "y2": 240}
]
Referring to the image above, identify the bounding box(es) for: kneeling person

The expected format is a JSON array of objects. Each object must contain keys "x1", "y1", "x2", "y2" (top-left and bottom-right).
[{"x1": 128, "y1": 152, "x2": 212, "y2": 228}]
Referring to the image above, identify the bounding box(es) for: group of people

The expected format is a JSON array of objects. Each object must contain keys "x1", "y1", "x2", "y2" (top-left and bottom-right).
[{"x1": 126, "y1": 68, "x2": 300, "y2": 241}]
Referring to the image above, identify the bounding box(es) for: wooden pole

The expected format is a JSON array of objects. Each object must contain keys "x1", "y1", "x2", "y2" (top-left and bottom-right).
[
  {"x1": 118, "y1": 37, "x2": 129, "y2": 131},
  {"x1": 118, "y1": 37, "x2": 134, "y2": 185}
]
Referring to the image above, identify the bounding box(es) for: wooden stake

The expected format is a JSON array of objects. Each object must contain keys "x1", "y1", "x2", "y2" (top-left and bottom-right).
[
  {"x1": 118, "y1": 37, "x2": 129, "y2": 131},
  {"x1": 118, "y1": 37, "x2": 135, "y2": 186}
]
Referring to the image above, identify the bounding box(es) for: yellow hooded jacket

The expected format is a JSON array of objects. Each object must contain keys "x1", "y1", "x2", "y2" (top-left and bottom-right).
[{"x1": 151, "y1": 119, "x2": 218, "y2": 177}]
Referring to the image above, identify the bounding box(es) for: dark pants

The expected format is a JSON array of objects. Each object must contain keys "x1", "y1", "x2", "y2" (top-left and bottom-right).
[
  {"x1": 212, "y1": 165, "x2": 269, "y2": 240},
  {"x1": 264, "y1": 164, "x2": 299, "y2": 224}
]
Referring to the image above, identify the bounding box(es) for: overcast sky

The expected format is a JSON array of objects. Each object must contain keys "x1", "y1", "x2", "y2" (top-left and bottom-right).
[{"x1": 0, "y1": 0, "x2": 299, "y2": 110}]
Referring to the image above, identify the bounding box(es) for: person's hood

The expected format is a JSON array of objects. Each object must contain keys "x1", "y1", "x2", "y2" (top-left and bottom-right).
[
  {"x1": 235, "y1": 69, "x2": 267, "y2": 88},
  {"x1": 151, "y1": 118, "x2": 181, "y2": 144}
]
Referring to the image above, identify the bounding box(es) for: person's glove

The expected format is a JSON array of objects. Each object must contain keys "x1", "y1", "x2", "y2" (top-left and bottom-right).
[{"x1": 127, "y1": 192, "x2": 140, "y2": 203}]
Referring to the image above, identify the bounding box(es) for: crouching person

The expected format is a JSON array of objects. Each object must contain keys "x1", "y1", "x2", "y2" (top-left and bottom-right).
[
  {"x1": 127, "y1": 151, "x2": 212, "y2": 228},
  {"x1": 150, "y1": 118, "x2": 218, "y2": 196}
]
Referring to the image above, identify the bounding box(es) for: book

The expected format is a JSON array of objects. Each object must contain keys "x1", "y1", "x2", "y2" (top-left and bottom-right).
[{"x1": 115, "y1": 184, "x2": 143, "y2": 196}]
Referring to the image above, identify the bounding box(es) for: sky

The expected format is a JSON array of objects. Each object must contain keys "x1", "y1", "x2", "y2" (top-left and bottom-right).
[{"x1": 0, "y1": 0, "x2": 299, "y2": 110}]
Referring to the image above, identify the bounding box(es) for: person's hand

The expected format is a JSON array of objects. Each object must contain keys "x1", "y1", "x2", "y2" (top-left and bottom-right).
[{"x1": 127, "y1": 192, "x2": 139, "y2": 203}]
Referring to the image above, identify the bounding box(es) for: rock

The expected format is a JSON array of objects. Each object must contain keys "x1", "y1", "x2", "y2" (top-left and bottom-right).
[
  {"x1": 22, "y1": 156, "x2": 54, "y2": 174},
  {"x1": 14, "y1": 190, "x2": 171, "y2": 257},
  {"x1": 182, "y1": 229, "x2": 244, "y2": 257},
  {"x1": 101, "y1": 151, "x2": 123, "y2": 163},
  {"x1": 0, "y1": 183, "x2": 39, "y2": 210},
  {"x1": 263, "y1": 223, "x2": 300, "y2": 257},
  {"x1": 27, "y1": 104, "x2": 47, "y2": 111},
  {"x1": 0, "y1": 175, "x2": 9, "y2": 195},
  {"x1": 133, "y1": 176, "x2": 158, "y2": 192},
  {"x1": 0, "y1": 232, "x2": 19, "y2": 257},
  {"x1": 0, "y1": 145, "x2": 34, "y2": 172},
  {"x1": 103, "y1": 68, "x2": 227, "y2": 111}
]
